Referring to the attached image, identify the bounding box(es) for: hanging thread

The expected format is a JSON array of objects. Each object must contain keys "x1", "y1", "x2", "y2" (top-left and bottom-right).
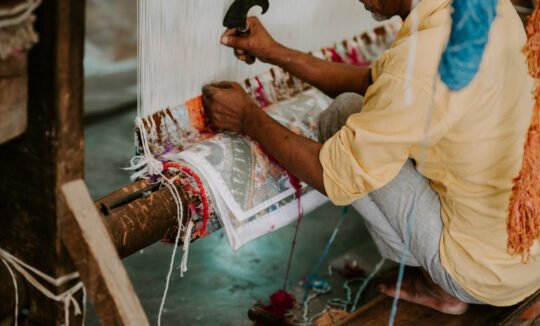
[
  {"x1": 0, "y1": 248, "x2": 86, "y2": 326},
  {"x1": 351, "y1": 258, "x2": 386, "y2": 312},
  {"x1": 1, "y1": 258, "x2": 19, "y2": 326},
  {"x1": 179, "y1": 220, "x2": 195, "y2": 277},
  {"x1": 281, "y1": 174, "x2": 304, "y2": 291},
  {"x1": 127, "y1": 118, "x2": 188, "y2": 326},
  {"x1": 302, "y1": 207, "x2": 349, "y2": 304}
]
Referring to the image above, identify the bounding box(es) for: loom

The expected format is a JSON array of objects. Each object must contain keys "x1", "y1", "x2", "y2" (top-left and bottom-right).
[{"x1": 0, "y1": 0, "x2": 539, "y2": 325}]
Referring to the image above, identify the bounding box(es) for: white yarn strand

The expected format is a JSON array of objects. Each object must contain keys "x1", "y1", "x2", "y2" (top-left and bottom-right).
[
  {"x1": 0, "y1": 249, "x2": 85, "y2": 326},
  {"x1": 128, "y1": 112, "x2": 188, "y2": 326},
  {"x1": 157, "y1": 181, "x2": 185, "y2": 326},
  {"x1": 1, "y1": 258, "x2": 19, "y2": 326},
  {"x1": 137, "y1": 0, "x2": 377, "y2": 117},
  {"x1": 179, "y1": 220, "x2": 195, "y2": 277},
  {"x1": 351, "y1": 258, "x2": 386, "y2": 311}
]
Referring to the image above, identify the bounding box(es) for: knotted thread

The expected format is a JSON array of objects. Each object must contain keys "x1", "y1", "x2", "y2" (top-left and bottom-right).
[
  {"x1": 127, "y1": 118, "x2": 188, "y2": 326},
  {"x1": 0, "y1": 248, "x2": 86, "y2": 326},
  {"x1": 438, "y1": 0, "x2": 498, "y2": 91}
]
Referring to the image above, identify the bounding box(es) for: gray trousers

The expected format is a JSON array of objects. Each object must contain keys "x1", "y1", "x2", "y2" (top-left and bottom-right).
[{"x1": 318, "y1": 93, "x2": 482, "y2": 304}]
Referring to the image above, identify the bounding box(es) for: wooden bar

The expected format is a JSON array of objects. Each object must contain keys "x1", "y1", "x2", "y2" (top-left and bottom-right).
[
  {"x1": 60, "y1": 180, "x2": 150, "y2": 326},
  {"x1": 338, "y1": 291, "x2": 540, "y2": 326},
  {"x1": 0, "y1": 0, "x2": 85, "y2": 324}
]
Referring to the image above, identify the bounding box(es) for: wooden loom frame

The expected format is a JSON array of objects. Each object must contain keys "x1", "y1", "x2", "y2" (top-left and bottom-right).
[{"x1": 0, "y1": 0, "x2": 539, "y2": 325}]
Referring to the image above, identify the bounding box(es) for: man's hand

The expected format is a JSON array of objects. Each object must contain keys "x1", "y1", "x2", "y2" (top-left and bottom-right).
[
  {"x1": 202, "y1": 82, "x2": 260, "y2": 134},
  {"x1": 221, "y1": 17, "x2": 282, "y2": 64},
  {"x1": 203, "y1": 81, "x2": 327, "y2": 195}
]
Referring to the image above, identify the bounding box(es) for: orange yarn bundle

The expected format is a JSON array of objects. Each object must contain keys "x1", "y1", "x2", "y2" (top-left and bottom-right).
[{"x1": 507, "y1": 5, "x2": 540, "y2": 262}]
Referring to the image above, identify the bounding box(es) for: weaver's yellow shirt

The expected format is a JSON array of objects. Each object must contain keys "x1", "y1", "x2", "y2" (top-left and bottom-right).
[{"x1": 320, "y1": 0, "x2": 540, "y2": 306}]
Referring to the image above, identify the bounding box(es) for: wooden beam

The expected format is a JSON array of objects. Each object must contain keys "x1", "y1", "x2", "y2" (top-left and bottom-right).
[
  {"x1": 98, "y1": 181, "x2": 190, "y2": 258},
  {"x1": 60, "y1": 180, "x2": 149, "y2": 326},
  {"x1": 0, "y1": 0, "x2": 86, "y2": 324},
  {"x1": 338, "y1": 291, "x2": 540, "y2": 326}
]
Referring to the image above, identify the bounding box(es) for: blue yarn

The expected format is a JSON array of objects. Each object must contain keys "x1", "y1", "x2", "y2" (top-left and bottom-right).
[
  {"x1": 302, "y1": 206, "x2": 349, "y2": 303},
  {"x1": 439, "y1": 0, "x2": 498, "y2": 91}
]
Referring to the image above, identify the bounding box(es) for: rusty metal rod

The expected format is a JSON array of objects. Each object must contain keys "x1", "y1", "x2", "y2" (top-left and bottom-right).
[{"x1": 95, "y1": 180, "x2": 199, "y2": 259}]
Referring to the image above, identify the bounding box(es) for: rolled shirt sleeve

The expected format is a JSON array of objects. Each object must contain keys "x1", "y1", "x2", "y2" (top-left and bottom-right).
[{"x1": 319, "y1": 72, "x2": 450, "y2": 205}]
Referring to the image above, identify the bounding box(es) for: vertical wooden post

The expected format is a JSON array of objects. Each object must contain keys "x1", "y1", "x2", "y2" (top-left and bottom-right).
[{"x1": 0, "y1": 0, "x2": 85, "y2": 324}]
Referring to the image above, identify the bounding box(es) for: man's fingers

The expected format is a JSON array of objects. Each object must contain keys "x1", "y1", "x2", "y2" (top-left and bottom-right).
[
  {"x1": 221, "y1": 34, "x2": 250, "y2": 50},
  {"x1": 202, "y1": 82, "x2": 235, "y2": 99},
  {"x1": 212, "y1": 81, "x2": 234, "y2": 89},
  {"x1": 202, "y1": 84, "x2": 215, "y2": 100},
  {"x1": 222, "y1": 28, "x2": 237, "y2": 37},
  {"x1": 245, "y1": 16, "x2": 260, "y2": 29}
]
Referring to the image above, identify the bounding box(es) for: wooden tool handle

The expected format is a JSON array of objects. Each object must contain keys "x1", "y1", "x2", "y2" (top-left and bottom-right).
[{"x1": 237, "y1": 29, "x2": 256, "y2": 65}]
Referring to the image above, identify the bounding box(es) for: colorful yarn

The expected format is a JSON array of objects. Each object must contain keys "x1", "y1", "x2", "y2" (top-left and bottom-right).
[
  {"x1": 163, "y1": 162, "x2": 211, "y2": 236},
  {"x1": 327, "y1": 48, "x2": 345, "y2": 63},
  {"x1": 507, "y1": 3, "x2": 540, "y2": 261},
  {"x1": 281, "y1": 172, "x2": 304, "y2": 291},
  {"x1": 254, "y1": 76, "x2": 271, "y2": 108},
  {"x1": 263, "y1": 290, "x2": 297, "y2": 318},
  {"x1": 438, "y1": 0, "x2": 498, "y2": 91},
  {"x1": 302, "y1": 207, "x2": 349, "y2": 304},
  {"x1": 334, "y1": 260, "x2": 366, "y2": 280}
]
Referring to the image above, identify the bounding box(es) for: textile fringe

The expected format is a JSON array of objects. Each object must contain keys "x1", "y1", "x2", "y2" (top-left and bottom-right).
[{"x1": 507, "y1": 4, "x2": 540, "y2": 262}]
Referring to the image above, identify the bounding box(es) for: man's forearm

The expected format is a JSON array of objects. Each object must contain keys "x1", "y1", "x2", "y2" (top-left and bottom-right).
[
  {"x1": 267, "y1": 45, "x2": 372, "y2": 98},
  {"x1": 245, "y1": 108, "x2": 327, "y2": 194}
]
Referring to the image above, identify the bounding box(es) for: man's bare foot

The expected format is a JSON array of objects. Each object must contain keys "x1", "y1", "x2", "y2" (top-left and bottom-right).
[{"x1": 377, "y1": 267, "x2": 469, "y2": 315}]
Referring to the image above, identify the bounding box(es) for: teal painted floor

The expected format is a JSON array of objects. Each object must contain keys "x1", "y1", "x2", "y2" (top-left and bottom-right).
[{"x1": 84, "y1": 108, "x2": 383, "y2": 325}]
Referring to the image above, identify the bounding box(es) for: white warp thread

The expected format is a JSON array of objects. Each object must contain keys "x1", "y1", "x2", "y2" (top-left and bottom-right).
[
  {"x1": 1, "y1": 258, "x2": 18, "y2": 326},
  {"x1": 179, "y1": 220, "x2": 195, "y2": 277},
  {"x1": 137, "y1": 0, "x2": 377, "y2": 117},
  {"x1": 0, "y1": 248, "x2": 86, "y2": 326},
  {"x1": 126, "y1": 118, "x2": 190, "y2": 326}
]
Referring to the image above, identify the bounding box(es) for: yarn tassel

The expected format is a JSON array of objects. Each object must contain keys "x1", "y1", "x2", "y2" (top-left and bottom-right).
[
  {"x1": 438, "y1": 0, "x2": 498, "y2": 91},
  {"x1": 179, "y1": 220, "x2": 195, "y2": 277},
  {"x1": 507, "y1": 4, "x2": 540, "y2": 262}
]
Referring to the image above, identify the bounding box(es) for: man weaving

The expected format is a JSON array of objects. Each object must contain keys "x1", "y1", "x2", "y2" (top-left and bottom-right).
[{"x1": 202, "y1": 0, "x2": 540, "y2": 315}]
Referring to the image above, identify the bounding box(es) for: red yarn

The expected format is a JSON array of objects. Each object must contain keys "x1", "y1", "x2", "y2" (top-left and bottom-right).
[
  {"x1": 327, "y1": 48, "x2": 345, "y2": 63},
  {"x1": 163, "y1": 162, "x2": 211, "y2": 236},
  {"x1": 256, "y1": 143, "x2": 304, "y2": 290},
  {"x1": 255, "y1": 76, "x2": 271, "y2": 108},
  {"x1": 263, "y1": 290, "x2": 296, "y2": 318}
]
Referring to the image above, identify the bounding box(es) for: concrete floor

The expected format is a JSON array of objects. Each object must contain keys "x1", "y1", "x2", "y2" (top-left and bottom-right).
[{"x1": 84, "y1": 107, "x2": 382, "y2": 325}]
